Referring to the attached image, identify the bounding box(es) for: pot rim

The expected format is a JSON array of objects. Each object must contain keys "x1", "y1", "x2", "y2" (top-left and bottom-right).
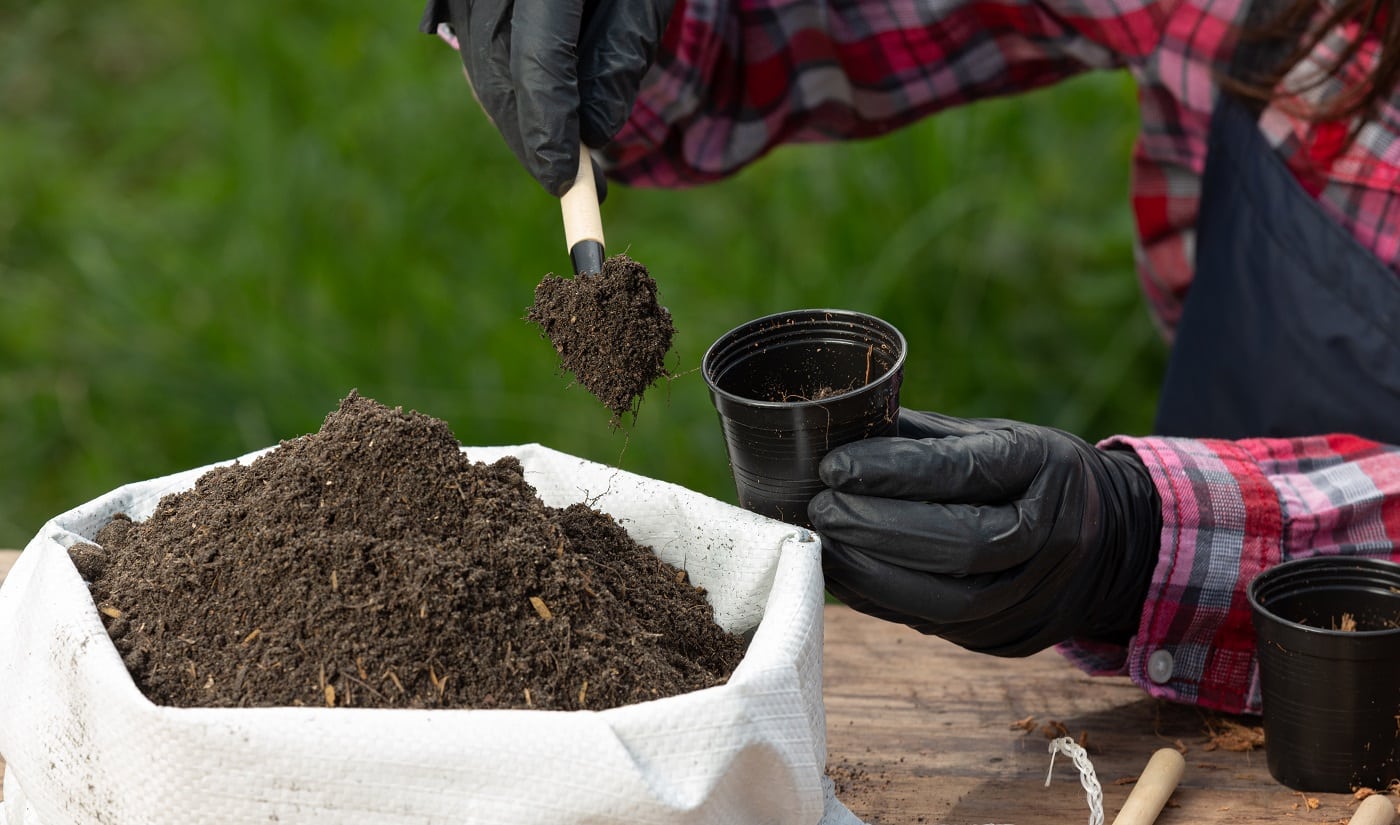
[
  {"x1": 701, "y1": 308, "x2": 908, "y2": 411},
  {"x1": 1247, "y1": 555, "x2": 1400, "y2": 639}
]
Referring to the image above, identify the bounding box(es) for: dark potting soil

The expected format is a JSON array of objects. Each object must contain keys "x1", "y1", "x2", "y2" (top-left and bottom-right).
[
  {"x1": 70, "y1": 391, "x2": 745, "y2": 710},
  {"x1": 526, "y1": 253, "x2": 675, "y2": 424}
]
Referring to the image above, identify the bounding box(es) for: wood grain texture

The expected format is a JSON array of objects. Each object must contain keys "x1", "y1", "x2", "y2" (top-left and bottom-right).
[{"x1": 822, "y1": 604, "x2": 1398, "y2": 824}]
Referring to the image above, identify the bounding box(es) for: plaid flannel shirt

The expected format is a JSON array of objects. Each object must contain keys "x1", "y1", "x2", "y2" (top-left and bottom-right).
[
  {"x1": 433, "y1": 0, "x2": 1400, "y2": 714},
  {"x1": 1068, "y1": 435, "x2": 1400, "y2": 714},
  {"x1": 603, "y1": 0, "x2": 1400, "y2": 716}
]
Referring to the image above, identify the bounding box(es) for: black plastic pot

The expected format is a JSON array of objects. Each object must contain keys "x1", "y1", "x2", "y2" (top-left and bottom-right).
[
  {"x1": 1247, "y1": 555, "x2": 1400, "y2": 792},
  {"x1": 702, "y1": 309, "x2": 906, "y2": 527}
]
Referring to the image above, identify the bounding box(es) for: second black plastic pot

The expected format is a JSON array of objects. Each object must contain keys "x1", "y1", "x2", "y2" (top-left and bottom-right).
[
  {"x1": 1248, "y1": 555, "x2": 1400, "y2": 792},
  {"x1": 702, "y1": 309, "x2": 906, "y2": 527}
]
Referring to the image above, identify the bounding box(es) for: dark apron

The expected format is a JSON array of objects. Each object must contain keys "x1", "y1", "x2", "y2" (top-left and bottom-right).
[{"x1": 1153, "y1": 23, "x2": 1400, "y2": 443}]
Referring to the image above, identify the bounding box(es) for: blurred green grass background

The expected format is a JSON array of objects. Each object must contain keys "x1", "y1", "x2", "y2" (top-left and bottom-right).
[{"x1": 0, "y1": 1, "x2": 1166, "y2": 549}]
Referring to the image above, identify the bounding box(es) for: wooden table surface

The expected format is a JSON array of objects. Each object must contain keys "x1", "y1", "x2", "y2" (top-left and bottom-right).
[
  {"x1": 823, "y1": 605, "x2": 1397, "y2": 825},
  {"x1": 0, "y1": 548, "x2": 1394, "y2": 824}
]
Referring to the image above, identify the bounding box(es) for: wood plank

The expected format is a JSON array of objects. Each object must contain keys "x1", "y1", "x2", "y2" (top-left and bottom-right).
[{"x1": 822, "y1": 604, "x2": 1396, "y2": 824}]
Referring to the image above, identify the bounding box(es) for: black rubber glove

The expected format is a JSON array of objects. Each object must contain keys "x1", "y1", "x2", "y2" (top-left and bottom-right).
[
  {"x1": 421, "y1": 0, "x2": 676, "y2": 196},
  {"x1": 808, "y1": 409, "x2": 1162, "y2": 657}
]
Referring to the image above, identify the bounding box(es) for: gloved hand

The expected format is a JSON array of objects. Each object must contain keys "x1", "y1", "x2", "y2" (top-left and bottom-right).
[
  {"x1": 421, "y1": 0, "x2": 677, "y2": 196},
  {"x1": 808, "y1": 409, "x2": 1162, "y2": 657}
]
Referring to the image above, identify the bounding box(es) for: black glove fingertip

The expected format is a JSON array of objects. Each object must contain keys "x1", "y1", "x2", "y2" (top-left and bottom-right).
[
  {"x1": 528, "y1": 131, "x2": 578, "y2": 196},
  {"x1": 578, "y1": 99, "x2": 621, "y2": 151},
  {"x1": 806, "y1": 488, "x2": 839, "y2": 530},
  {"x1": 539, "y1": 165, "x2": 574, "y2": 198},
  {"x1": 539, "y1": 150, "x2": 608, "y2": 201},
  {"x1": 816, "y1": 446, "x2": 857, "y2": 487}
]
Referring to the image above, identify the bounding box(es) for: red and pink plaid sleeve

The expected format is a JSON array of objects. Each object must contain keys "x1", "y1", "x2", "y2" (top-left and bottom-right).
[
  {"x1": 603, "y1": 0, "x2": 1175, "y2": 187},
  {"x1": 1061, "y1": 434, "x2": 1400, "y2": 715},
  {"x1": 428, "y1": 0, "x2": 1400, "y2": 336}
]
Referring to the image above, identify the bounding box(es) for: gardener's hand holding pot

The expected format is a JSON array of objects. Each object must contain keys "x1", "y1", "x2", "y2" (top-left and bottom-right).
[
  {"x1": 808, "y1": 409, "x2": 1163, "y2": 657},
  {"x1": 421, "y1": 0, "x2": 677, "y2": 196}
]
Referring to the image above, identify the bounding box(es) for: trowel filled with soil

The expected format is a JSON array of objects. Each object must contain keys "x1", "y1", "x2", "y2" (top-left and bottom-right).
[{"x1": 526, "y1": 145, "x2": 674, "y2": 424}]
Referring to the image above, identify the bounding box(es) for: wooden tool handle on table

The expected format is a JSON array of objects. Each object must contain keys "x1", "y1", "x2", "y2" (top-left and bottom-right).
[
  {"x1": 560, "y1": 144, "x2": 605, "y2": 276},
  {"x1": 1110, "y1": 748, "x2": 1185, "y2": 825},
  {"x1": 1352, "y1": 794, "x2": 1399, "y2": 825}
]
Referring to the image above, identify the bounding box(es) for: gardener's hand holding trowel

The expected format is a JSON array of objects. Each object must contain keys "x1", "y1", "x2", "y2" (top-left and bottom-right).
[
  {"x1": 424, "y1": 0, "x2": 678, "y2": 421},
  {"x1": 420, "y1": 0, "x2": 676, "y2": 197}
]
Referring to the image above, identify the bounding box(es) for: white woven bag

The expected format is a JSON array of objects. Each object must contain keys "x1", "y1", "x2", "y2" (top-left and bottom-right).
[{"x1": 0, "y1": 444, "x2": 863, "y2": 824}]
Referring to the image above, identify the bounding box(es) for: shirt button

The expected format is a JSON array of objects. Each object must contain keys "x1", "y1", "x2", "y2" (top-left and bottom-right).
[{"x1": 1147, "y1": 649, "x2": 1174, "y2": 684}]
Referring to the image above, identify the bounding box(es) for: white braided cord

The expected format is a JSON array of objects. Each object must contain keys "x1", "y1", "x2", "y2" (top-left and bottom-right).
[{"x1": 1045, "y1": 736, "x2": 1105, "y2": 825}]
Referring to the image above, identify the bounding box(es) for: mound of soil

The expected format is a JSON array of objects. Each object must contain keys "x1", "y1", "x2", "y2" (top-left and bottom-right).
[
  {"x1": 526, "y1": 254, "x2": 674, "y2": 424},
  {"x1": 70, "y1": 391, "x2": 744, "y2": 710}
]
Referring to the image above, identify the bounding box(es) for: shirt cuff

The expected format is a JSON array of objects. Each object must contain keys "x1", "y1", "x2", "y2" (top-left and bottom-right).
[
  {"x1": 1056, "y1": 435, "x2": 1284, "y2": 716},
  {"x1": 600, "y1": 0, "x2": 728, "y2": 187}
]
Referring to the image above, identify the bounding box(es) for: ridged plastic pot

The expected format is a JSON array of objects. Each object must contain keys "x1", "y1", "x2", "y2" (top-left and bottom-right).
[
  {"x1": 702, "y1": 309, "x2": 906, "y2": 527},
  {"x1": 1247, "y1": 555, "x2": 1400, "y2": 792}
]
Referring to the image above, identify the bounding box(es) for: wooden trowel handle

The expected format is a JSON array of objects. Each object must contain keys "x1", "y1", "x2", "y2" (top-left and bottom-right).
[
  {"x1": 561, "y1": 143, "x2": 605, "y2": 276},
  {"x1": 1111, "y1": 748, "x2": 1185, "y2": 825},
  {"x1": 1352, "y1": 794, "x2": 1398, "y2": 825}
]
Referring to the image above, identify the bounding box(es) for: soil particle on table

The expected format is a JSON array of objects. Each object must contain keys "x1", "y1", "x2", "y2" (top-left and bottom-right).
[
  {"x1": 72, "y1": 391, "x2": 744, "y2": 710},
  {"x1": 526, "y1": 253, "x2": 675, "y2": 425},
  {"x1": 1202, "y1": 717, "x2": 1265, "y2": 751}
]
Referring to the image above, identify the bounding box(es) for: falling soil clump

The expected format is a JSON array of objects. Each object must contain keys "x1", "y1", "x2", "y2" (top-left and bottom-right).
[
  {"x1": 526, "y1": 253, "x2": 674, "y2": 424},
  {"x1": 72, "y1": 391, "x2": 744, "y2": 710}
]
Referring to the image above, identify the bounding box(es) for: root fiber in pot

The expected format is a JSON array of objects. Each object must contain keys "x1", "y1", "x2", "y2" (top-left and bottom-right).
[
  {"x1": 526, "y1": 253, "x2": 674, "y2": 423},
  {"x1": 71, "y1": 391, "x2": 744, "y2": 710}
]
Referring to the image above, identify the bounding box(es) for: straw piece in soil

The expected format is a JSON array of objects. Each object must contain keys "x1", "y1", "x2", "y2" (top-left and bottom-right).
[{"x1": 1202, "y1": 717, "x2": 1265, "y2": 751}]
